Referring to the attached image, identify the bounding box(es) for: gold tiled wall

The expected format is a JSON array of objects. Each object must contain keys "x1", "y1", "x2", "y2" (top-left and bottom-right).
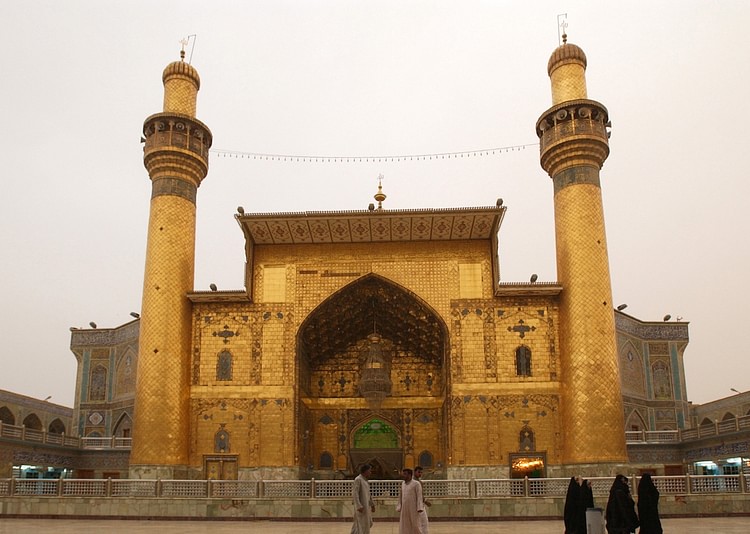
[
  {"x1": 412, "y1": 409, "x2": 442, "y2": 464},
  {"x1": 451, "y1": 300, "x2": 560, "y2": 384},
  {"x1": 449, "y1": 299, "x2": 562, "y2": 468},
  {"x1": 495, "y1": 304, "x2": 559, "y2": 382},
  {"x1": 190, "y1": 397, "x2": 293, "y2": 468},
  {"x1": 190, "y1": 303, "x2": 295, "y2": 468},
  {"x1": 554, "y1": 183, "x2": 627, "y2": 463},
  {"x1": 163, "y1": 76, "x2": 197, "y2": 116},
  {"x1": 253, "y1": 241, "x2": 494, "y2": 321},
  {"x1": 550, "y1": 63, "x2": 587, "y2": 104},
  {"x1": 131, "y1": 194, "x2": 196, "y2": 467},
  {"x1": 449, "y1": 394, "x2": 561, "y2": 467},
  {"x1": 184, "y1": 241, "x2": 567, "y2": 471}
]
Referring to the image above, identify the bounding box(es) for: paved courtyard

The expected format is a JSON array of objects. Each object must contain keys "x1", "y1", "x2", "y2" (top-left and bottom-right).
[{"x1": 1, "y1": 517, "x2": 749, "y2": 533}]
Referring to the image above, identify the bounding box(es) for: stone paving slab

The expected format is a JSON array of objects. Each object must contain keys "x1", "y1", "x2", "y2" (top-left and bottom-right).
[{"x1": 1, "y1": 517, "x2": 750, "y2": 533}]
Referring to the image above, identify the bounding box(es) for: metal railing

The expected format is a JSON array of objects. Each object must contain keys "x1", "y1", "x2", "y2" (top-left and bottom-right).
[
  {"x1": 1, "y1": 474, "x2": 746, "y2": 498},
  {"x1": 0, "y1": 421, "x2": 130, "y2": 449},
  {"x1": 624, "y1": 415, "x2": 750, "y2": 443}
]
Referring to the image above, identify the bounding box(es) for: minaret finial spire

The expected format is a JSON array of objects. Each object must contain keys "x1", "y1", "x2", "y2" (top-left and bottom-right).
[
  {"x1": 557, "y1": 13, "x2": 568, "y2": 45},
  {"x1": 374, "y1": 174, "x2": 386, "y2": 210},
  {"x1": 179, "y1": 37, "x2": 189, "y2": 61}
]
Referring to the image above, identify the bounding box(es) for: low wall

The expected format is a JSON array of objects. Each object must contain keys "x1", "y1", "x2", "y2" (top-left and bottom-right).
[{"x1": 1, "y1": 494, "x2": 749, "y2": 520}]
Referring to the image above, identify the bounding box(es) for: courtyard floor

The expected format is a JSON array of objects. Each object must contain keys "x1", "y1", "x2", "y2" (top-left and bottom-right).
[{"x1": 1, "y1": 517, "x2": 749, "y2": 533}]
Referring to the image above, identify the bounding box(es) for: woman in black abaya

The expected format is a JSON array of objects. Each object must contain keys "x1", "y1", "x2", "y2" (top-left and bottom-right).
[
  {"x1": 563, "y1": 476, "x2": 581, "y2": 534},
  {"x1": 605, "y1": 474, "x2": 639, "y2": 534},
  {"x1": 637, "y1": 473, "x2": 663, "y2": 534}
]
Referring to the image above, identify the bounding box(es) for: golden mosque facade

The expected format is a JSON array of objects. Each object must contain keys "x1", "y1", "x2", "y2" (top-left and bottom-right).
[{"x1": 63, "y1": 40, "x2": 697, "y2": 481}]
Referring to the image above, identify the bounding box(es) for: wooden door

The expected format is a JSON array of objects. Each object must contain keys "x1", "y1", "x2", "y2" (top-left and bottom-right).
[{"x1": 204, "y1": 456, "x2": 238, "y2": 480}]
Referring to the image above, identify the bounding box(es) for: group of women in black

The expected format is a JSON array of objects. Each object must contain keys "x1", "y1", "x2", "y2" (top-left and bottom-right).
[{"x1": 563, "y1": 473, "x2": 663, "y2": 534}]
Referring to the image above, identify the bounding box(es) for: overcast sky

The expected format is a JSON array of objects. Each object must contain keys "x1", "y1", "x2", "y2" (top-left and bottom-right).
[{"x1": 1, "y1": 1, "x2": 748, "y2": 409}]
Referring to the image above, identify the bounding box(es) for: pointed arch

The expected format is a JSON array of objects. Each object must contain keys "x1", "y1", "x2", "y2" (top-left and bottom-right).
[
  {"x1": 519, "y1": 424, "x2": 536, "y2": 452},
  {"x1": 0, "y1": 406, "x2": 15, "y2": 425},
  {"x1": 298, "y1": 273, "x2": 448, "y2": 368},
  {"x1": 626, "y1": 410, "x2": 647, "y2": 432},
  {"x1": 619, "y1": 340, "x2": 645, "y2": 397},
  {"x1": 23, "y1": 413, "x2": 43, "y2": 431},
  {"x1": 319, "y1": 451, "x2": 334, "y2": 469},
  {"x1": 48, "y1": 418, "x2": 66, "y2": 434},
  {"x1": 214, "y1": 427, "x2": 230, "y2": 453},
  {"x1": 515, "y1": 345, "x2": 532, "y2": 376},
  {"x1": 417, "y1": 450, "x2": 433, "y2": 468},
  {"x1": 114, "y1": 346, "x2": 137, "y2": 399},
  {"x1": 113, "y1": 413, "x2": 132, "y2": 438},
  {"x1": 351, "y1": 417, "x2": 401, "y2": 449},
  {"x1": 216, "y1": 350, "x2": 233, "y2": 381},
  {"x1": 721, "y1": 412, "x2": 736, "y2": 421},
  {"x1": 89, "y1": 364, "x2": 107, "y2": 401}
]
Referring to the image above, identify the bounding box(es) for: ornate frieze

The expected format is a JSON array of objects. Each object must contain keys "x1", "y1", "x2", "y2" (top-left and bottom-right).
[{"x1": 615, "y1": 313, "x2": 689, "y2": 341}]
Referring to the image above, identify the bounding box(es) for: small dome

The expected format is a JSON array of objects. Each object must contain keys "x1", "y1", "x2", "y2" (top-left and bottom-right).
[
  {"x1": 162, "y1": 60, "x2": 201, "y2": 90},
  {"x1": 547, "y1": 42, "x2": 587, "y2": 76}
]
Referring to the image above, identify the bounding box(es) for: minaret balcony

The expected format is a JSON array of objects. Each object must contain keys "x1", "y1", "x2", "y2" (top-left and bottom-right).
[{"x1": 536, "y1": 99, "x2": 610, "y2": 176}]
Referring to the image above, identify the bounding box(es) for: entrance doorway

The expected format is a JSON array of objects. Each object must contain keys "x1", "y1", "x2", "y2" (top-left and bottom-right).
[{"x1": 204, "y1": 456, "x2": 238, "y2": 480}]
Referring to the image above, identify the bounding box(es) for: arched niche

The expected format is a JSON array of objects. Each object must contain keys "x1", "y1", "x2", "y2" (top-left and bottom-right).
[
  {"x1": 626, "y1": 410, "x2": 647, "y2": 432},
  {"x1": 298, "y1": 273, "x2": 448, "y2": 397},
  {"x1": 23, "y1": 413, "x2": 42, "y2": 430},
  {"x1": 113, "y1": 413, "x2": 132, "y2": 438},
  {"x1": 0, "y1": 406, "x2": 15, "y2": 425},
  {"x1": 48, "y1": 418, "x2": 66, "y2": 434}
]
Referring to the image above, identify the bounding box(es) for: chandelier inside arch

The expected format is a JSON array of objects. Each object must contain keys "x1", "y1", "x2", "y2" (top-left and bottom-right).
[{"x1": 358, "y1": 332, "x2": 392, "y2": 408}]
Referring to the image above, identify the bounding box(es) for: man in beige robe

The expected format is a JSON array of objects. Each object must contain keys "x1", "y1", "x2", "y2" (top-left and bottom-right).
[
  {"x1": 351, "y1": 464, "x2": 376, "y2": 534},
  {"x1": 396, "y1": 468, "x2": 424, "y2": 534}
]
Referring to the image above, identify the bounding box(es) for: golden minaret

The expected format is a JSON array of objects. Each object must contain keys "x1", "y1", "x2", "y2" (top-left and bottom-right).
[
  {"x1": 536, "y1": 36, "x2": 627, "y2": 464},
  {"x1": 130, "y1": 50, "x2": 212, "y2": 476}
]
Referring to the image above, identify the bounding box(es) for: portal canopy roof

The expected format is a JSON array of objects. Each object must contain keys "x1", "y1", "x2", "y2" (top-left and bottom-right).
[{"x1": 236, "y1": 205, "x2": 506, "y2": 245}]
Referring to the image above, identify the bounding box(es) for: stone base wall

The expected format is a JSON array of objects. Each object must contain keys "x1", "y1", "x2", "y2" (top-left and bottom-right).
[{"x1": 1, "y1": 494, "x2": 748, "y2": 519}]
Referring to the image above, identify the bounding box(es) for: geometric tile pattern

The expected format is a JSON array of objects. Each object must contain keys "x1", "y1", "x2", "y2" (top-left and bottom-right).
[
  {"x1": 240, "y1": 208, "x2": 504, "y2": 245},
  {"x1": 131, "y1": 193, "x2": 197, "y2": 468},
  {"x1": 554, "y1": 182, "x2": 627, "y2": 464},
  {"x1": 131, "y1": 60, "x2": 207, "y2": 472},
  {"x1": 543, "y1": 41, "x2": 627, "y2": 464},
  {"x1": 550, "y1": 63, "x2": 588, "y2": 105}
]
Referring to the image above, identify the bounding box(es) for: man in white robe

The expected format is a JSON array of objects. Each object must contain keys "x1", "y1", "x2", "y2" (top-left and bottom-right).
[
  {"x1": 414, "y1": 466, "x2": 430, "y2": 534},
  {"x1": 396, "y1": 468, "x2": 424, "y2": 534},
  {"x1": 351, "y1": 463, "x2": 376, "y2": 534}
]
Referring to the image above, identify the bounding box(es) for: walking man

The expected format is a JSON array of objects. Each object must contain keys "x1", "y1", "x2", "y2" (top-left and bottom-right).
[
  {"x1": 396, "y1": 468, "x2": 424, "y2": 534},
  {"x1": 351, "y1": 464, "x2": 376, "y2": 534},
  {"x1": 414, "y1": 466, "x2": 430, "y2": 534}
]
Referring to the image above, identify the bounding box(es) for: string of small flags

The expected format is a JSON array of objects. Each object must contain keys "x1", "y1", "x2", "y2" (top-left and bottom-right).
[{"x1": 210, "y1": 142, "x2": 537, "y2": 163}]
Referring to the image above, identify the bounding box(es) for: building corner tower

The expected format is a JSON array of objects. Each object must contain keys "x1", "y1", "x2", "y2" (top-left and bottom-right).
[
  {"x1": 130, "y1": 53, "x2": 213, "y2": 478},
  {"x1": 536, "y1": 38, "x2": 627, "y2": 466}
]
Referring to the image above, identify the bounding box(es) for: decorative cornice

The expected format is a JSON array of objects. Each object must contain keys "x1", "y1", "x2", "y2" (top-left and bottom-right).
[
  {"x1": 237, "y1": 206, "x2": 505, "y2": 245},
  {"x1": 615, "y1": 312, "x2": 689, "y2": 341},
  {"x1": 495, "y1": 282, "x2": 562, "y2": 297},
  {"x1": 188, "y1": 290, "x2": 251, "y2": 303},
  {"x1": 69, "y1": 319, "x2": 140, "y2": 348}
]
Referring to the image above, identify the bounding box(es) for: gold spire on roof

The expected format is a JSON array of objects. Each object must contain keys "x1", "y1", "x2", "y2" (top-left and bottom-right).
[
  {"x1": 179, "y1": 37, "x2": 188, "y2": 61},
  {"x1": 374, "y1": 174, "x2": 386, "y2": 210}
]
